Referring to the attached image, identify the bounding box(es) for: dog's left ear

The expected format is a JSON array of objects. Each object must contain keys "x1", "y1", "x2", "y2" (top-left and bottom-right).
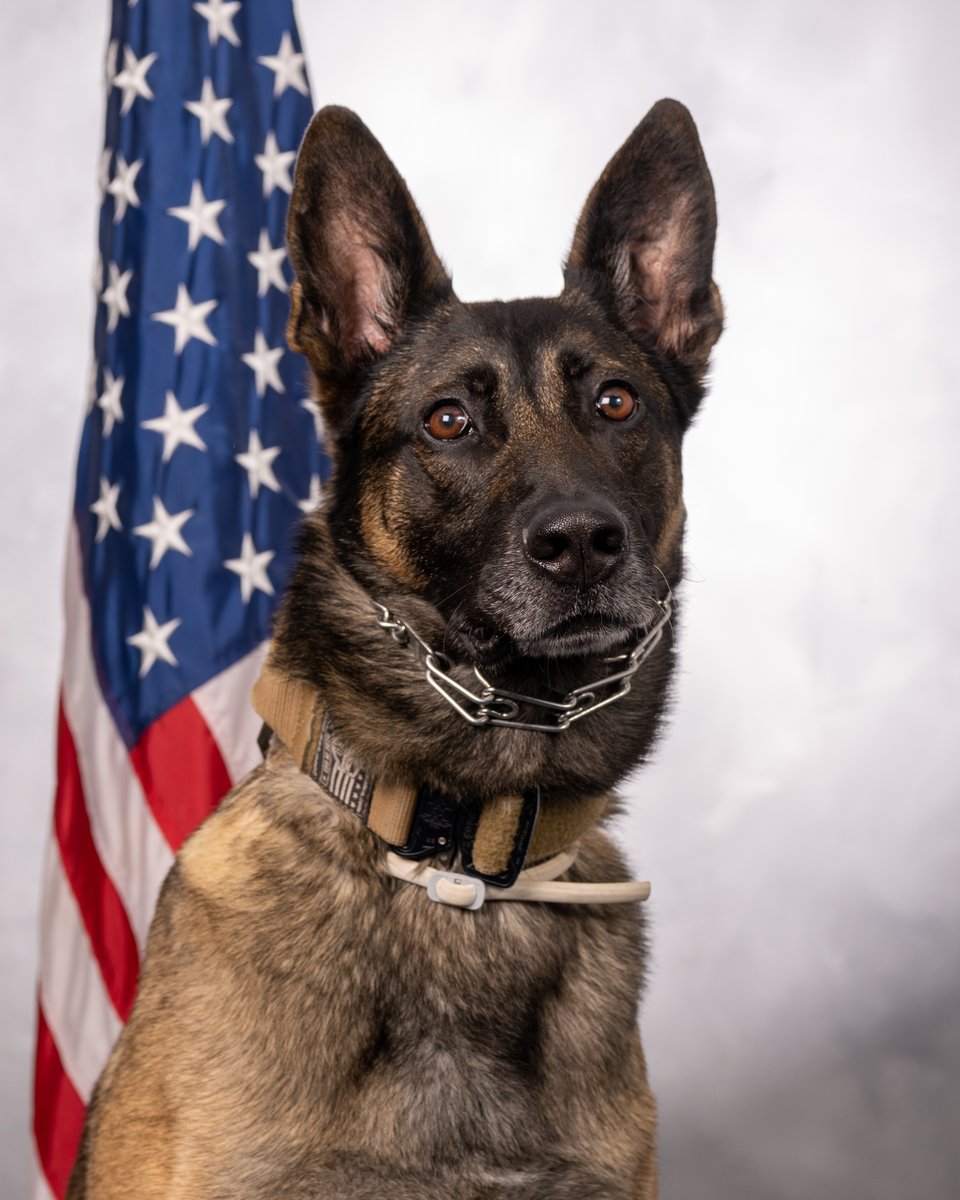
[
  {"x1": 286, "y1": 106, "x2": 453, "y2": 415},
  {"x1": 564, "y1": 99, "x2": 722, "y2": 381}
]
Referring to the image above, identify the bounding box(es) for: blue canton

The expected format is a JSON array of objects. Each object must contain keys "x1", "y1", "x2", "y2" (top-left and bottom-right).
[{"x1": 79, "y1": 0, "x2": 327, "y2": 747}]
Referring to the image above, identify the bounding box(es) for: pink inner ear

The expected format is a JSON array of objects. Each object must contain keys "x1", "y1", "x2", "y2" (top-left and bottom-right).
[
  {"x1": 630, "y1": 193, "x2": 699, "y2": 355},
  {"x1": 331, "y1": 214, "x2": 393, "y2": 356}
]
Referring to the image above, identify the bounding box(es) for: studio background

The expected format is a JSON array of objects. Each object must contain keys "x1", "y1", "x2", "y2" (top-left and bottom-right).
[{"x1": 2, "y1": 1, "x2": 957, "y2": 1197}]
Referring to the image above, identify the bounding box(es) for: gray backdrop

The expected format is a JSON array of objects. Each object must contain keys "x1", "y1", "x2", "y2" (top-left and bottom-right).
[{"x1": 2, "y1": 0, "x2": 958, "y2": 1196}]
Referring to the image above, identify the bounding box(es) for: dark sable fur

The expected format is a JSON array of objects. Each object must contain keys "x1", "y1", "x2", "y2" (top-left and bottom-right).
[{"x1": 68, "y1": 100, "x2": 720, "y2": 1199}]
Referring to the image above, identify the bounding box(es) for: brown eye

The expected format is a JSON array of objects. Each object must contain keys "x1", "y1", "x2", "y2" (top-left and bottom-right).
[
  {"x1": 426, "y1": 402, "x2": 471, "y2": 440},
  {"x1": 596, "y1": 384, "x2": 639, "y2": 422}
]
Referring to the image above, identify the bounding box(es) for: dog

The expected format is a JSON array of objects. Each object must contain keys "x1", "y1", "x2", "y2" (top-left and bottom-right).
[{"x1": 67, "y1": 98, "x2": 722, "y2": 1199}]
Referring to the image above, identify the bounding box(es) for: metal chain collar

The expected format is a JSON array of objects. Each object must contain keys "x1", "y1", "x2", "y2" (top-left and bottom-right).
[{"x1": 371, "y1": 591, "x2": 673, "y2": 734}]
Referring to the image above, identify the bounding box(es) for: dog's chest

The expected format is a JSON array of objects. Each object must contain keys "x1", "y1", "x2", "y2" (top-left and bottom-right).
[{"x1": 173, "y1": 767, "x2": 647, "y2": 1165}]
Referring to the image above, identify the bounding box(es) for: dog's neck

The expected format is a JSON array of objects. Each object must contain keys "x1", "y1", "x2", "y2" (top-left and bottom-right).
[{"x1": 269, "y1": 512, "x2": 677, "y2": 801}]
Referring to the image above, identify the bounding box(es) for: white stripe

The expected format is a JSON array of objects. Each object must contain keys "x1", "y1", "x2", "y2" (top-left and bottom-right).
[
  {"x1": 61, "y1": 521, "x2": 174, "y2": 950},
  {"x1": 192, "y1": 642, "x2": 268, "y2": 783},
  {"x1": 31, "y1": 1139, "x2": 58, "y2": 1200},
  {"x1": 38, "y1": 840, "x2": 122, "y2": 1102}
]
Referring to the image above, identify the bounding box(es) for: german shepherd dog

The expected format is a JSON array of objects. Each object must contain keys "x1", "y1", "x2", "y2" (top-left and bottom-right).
[{"x1": 68, "y1": 99, "x2": 721, "y2": 1199}]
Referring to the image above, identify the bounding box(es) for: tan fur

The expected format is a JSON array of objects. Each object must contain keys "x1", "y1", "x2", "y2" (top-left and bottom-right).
[
  {"x1": 359, "y1": 471, "x2": 428, "y2": 591},
  {"x1": 71, "y1": 747, "x2": 656, "y2": 1199}
]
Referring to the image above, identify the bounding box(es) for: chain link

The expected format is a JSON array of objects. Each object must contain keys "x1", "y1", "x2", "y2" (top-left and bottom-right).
[{"x1": 372, "y1": 592, "x2": 672, "y2": 734}]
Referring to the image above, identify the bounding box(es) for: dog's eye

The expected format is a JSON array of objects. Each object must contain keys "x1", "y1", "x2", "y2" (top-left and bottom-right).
[
  {"x1": 595, "y1": 384, "x2": 639, "y2": 422},
  {"x1": 425, "y1": 402, "x2": 471, "y2": 440}
]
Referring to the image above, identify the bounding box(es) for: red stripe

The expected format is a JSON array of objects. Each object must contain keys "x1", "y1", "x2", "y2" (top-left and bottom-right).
[
  {"x1": 55, "y1": 701, "x2": 139, "y2": 1022},
  {"x1": 130, "y1": 694, "x2": 232, "y2": 851},
  {"x1": 33, "y1": 1003, "x2": 86, "y2": 1200}
]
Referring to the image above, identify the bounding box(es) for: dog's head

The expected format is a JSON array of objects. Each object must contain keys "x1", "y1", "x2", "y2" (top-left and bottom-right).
[{"x1": 286, "y1": 101, "x2": 721, "y2": 668}]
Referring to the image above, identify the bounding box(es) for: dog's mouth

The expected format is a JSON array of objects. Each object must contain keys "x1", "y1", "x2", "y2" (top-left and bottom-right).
[
  {"x1": 519, "y1": 611, "x2": 637, "y2": 658},
  {"x1": 446, "y1": 609, "x2": 635, "y2": 666}
]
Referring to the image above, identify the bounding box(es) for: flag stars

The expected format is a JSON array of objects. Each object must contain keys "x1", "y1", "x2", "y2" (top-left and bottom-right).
[
  {"x1": 98, "y1": 149, "x2": 112, "y2": 196},
  {"x1": 167, "y1": 180, "x2": 226, "y2": 250},
  {"x1": 242, "y1": 329, "x2": 285, "y2": 396},
  {"x1": 152, "y1": 284, "x2": 218, "y2": 354},
  {"x1": 255, "y1": 131, "x2": 295, "y2": 196},
  {"x1": 257, "y1": 31, "x2": 308, "y2": 97},
  {"x1": 112, "y1": 46, "x2": 158, "y2": 115},
  {"x1": 185, "y1": 77, "x2": 234, "y2": 146},
  {"x1": 141, "y1": 391, "x2": 209, "y2": 461},
  {"x1": 299, "y1": 474, "x2": 322, "y2": 514},
  {"x1": 97, "y1": 368, "x2": 125, "y2": 436},
  {"x1": 90, "y1": 477, "x2": 122, "y2": 541},
  {"x1": 104, "y1": 39, "x2": 118, "y2": 88},
  {"x1": 127, "y1": 607, "x2": 181, "y2": 677},
  {"x1": 133, "y1": 497, "x2": 194, "y2": 568},
  {"x1": 107, "y1": 154, "x2": 143, "y2": 222},
  {"x1": 101, "y1": 262, "x2": 132, "y2": 332},
  {"x1": 194, "y1": 0, "x2": 242, "y2": 47},
  {"x1": 235, "y1": 429, "x2": 281, "y2": 498},
  {"x1": 247, "y1": 229, "x2": 287, "y2": 296},
  {"x1": 86, "y1": 360, "x2": 98, "y2": 412},
  {"x1": 225, "y1": 533, "x2": 275, "y2": 603}
]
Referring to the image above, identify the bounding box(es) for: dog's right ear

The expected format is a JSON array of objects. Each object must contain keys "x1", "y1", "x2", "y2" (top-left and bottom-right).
[
  {"x1": 286, "y1": 107, "x2": 452, "y2": 418},
  {"x1": 564, "y1": 99, "x2": 722, "y2": 383}
]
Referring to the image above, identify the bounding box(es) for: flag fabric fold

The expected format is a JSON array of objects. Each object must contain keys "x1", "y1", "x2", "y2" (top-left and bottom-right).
[{"x1": 32, "y1": 2, "x2": 324, "y2": 1193}]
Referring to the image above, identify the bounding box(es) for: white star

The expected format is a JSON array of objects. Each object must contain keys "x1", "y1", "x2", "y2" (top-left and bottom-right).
[
  {"x1": 167, "y1": 180, "x2": 226, "y2": 250},
  {"x1": 107, "y1": 154, "x2": 143, "y2": 223},
  {"x1": 86, "y1": 360, "x2": 98, "y2": 411},
  {"x1": 257, "y1": 31, "x2": 308, "y2": 97},
  {"x1": 298, "y1": 474, "x2": 322, "y2": 514},
  {"x1": 152, "y1": 284, "x2": 218, "y2": 354},
  {"x1": 241, "y1": 329, "x2": 285, "y2": 397},
  {"x1": 97, "y1": 368, "x2": 125, "y2": 436},
  {"x1": 98, "y1": 149, "x2": 112, "y2": 195},
  {"x1": 255, "y1": 131, "x2": 295, "y2": 197},
  {"x1": 112, "y1": 46, "x2": 157, "y2": 115},
  {"x1": 247, "y1": 229, "x2": 287, "y2": 296},
  {"x1": 90, "y1": 477, "x2": 122, "y2": 541},
  {"x1": 104, "y1": 39, "x2": 118, "y2": 88},
  {"x1": 133, "y1": 496, "x2": 194, "y2": 568},
  {"x1": 235, "y1": 429, "x2": 281, "y2": 499},
  {"x1": 301, "y1": 396, "x2": 325, "y2": 443},
  {"x1": 101, "y1": 262, "x2": 132, "y2": 333},
  {"x1": 141, "y1": 391, "x2": 209, "y2": 461},
  {"x1": 127, "y1": 607, "x2": 181, "y2": 677},
  {"x1": 224, "y1": 533, "x2": 275, "y2": 604},
  {"x1": 194, "y1": 0, "x2": 241, "y2": 47},
  {"x1": 185, "y1": 77, "x2": 234, "y2": 146}
]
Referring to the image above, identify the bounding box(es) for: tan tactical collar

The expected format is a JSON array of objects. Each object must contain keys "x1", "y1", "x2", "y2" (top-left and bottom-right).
[{"x1": 252, "y1": 659, "x2": 609, "y2": 888}]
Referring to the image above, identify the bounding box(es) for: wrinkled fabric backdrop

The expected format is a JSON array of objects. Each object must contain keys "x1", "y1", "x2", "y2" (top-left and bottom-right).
[{"x1": 2, "y1": 1, "x2": 958, "y2": 1196}]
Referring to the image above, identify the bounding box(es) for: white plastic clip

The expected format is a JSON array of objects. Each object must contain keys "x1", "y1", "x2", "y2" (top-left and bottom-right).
[{"x1": 426, "y1": 870, "x2": 486, "y2": 910}]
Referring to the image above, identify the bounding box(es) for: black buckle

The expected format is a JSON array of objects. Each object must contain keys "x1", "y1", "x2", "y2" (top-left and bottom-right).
[
  {"x1": 389, "y1": 784, "x2": 458, "y2": 861},
  {"x1": 457, "y1": 786, "x2": 541, "y2": 889}
]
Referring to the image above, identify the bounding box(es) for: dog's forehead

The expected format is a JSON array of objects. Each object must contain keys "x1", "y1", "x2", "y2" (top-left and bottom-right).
[{"x1": 396, "y1": 297, "x2": 659, "y2": 413}]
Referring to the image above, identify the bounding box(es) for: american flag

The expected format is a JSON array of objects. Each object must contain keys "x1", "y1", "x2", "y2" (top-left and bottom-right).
[{"x1": 32, "y1": 2, "x2": 325, "y2": 1194}]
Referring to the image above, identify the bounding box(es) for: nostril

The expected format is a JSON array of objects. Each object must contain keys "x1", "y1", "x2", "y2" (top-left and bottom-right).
[
  {"x1": 593, "y1": 523, "x2": 625, "y2": 557},
  {"x1": 526, "y1": 530, "x2": 570, "y2": 563}
]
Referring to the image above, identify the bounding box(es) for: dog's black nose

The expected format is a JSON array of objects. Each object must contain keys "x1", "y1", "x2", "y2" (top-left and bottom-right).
[{"x1": 523, "y1": 502, "x2": 627, "y2": 588}]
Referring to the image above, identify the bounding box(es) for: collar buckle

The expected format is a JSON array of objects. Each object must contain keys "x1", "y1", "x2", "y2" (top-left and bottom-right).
[{"x1": 426, "y1": 871, "x2": 486, "y2": 910}]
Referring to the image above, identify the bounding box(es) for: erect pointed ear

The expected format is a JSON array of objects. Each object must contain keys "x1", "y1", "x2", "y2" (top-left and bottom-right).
[
  {"x1": 564, "y1": 99, "x2": 722, "y2": 379},
  {"x1": 285, "y1": 107, "x2": 453, "y2": 401}
]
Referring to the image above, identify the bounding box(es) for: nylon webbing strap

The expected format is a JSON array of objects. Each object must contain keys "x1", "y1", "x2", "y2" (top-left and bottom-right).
[{"x1": 251, "y1": 660, "x2": 607, "y2": 881}]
